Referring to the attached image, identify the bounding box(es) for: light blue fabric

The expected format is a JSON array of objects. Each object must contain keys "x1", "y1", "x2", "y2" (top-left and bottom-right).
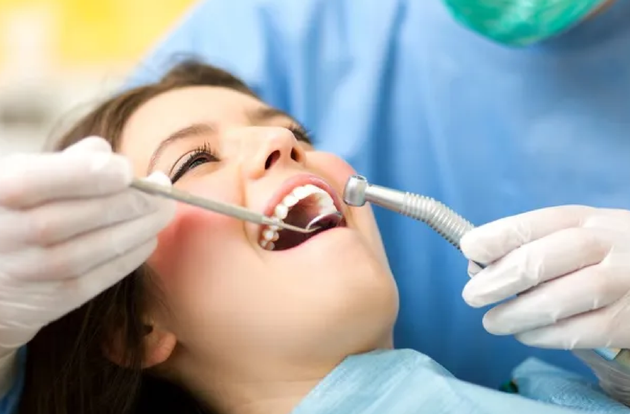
[
  {"x1": 291, "y1": 349, "x2": 630, "y2": 414},
  {"x1": 513, "y1": 358, "x2": 629, "y2": 412},
  {"x1": 126, "y1": 0, "x2": 630, "y2": 388},
  {"x1": 0, "y1": 348, "x2": 25, "y2": 414}
]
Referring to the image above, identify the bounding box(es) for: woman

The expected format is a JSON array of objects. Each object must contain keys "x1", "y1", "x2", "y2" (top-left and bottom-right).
[
  {"x1": 19, "y1": 60, "x2": 397, "y2": 414},
  {"x1": 7, "y1": 61, "x2": 628, "y2": 414}
]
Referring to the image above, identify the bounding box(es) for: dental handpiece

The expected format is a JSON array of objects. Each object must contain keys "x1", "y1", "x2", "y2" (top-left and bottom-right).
[
  {"x1": 342, "y1": 175, "x2": 630, "y2": 369},
  {"x1": 343, "y1": 175, "x2": 474, "y2": 248}
]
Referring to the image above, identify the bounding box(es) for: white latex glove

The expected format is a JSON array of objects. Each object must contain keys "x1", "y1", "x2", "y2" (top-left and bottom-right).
[
  {"x1": 460, "y1": 205, "x2": 630, "y2": 350},
  {"x1": 0, "y1": 136, "x2": 175, "y2": 372}
]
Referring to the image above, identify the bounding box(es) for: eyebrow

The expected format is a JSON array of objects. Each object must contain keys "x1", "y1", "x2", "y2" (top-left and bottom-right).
[
  {"x1": 146, "y1": 106, "x2": 299, "y2": 174},
  {"x1": 147, "y1": 123, "x2": 215, "y2": 174},
  {"x1": 246, "y1": 106, "x2": 294, "y2": 125}
]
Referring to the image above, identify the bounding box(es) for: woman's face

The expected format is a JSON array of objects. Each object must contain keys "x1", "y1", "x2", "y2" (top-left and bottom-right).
[{"x1": 119, "y1": 86, "x2": 398, "y2": 376}]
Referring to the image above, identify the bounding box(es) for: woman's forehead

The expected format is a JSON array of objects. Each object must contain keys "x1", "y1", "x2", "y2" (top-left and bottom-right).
[
  {"x1": 120, "y1": 86, "x2": 255, "y2": 145},
  {"x1": 128, "y1": 86, "x2": 264, "y2": 133}
]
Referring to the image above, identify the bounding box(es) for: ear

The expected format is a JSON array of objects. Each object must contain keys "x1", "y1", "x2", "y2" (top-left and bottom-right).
[
  {"x1": 104, "y1": 323, "x2": 177, "y2": 369},
  {"x1": 141, "y1": 324, "x2": 178, "y2": 368}
]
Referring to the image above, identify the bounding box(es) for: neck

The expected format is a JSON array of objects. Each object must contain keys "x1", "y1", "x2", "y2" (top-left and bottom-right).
[
  {"x1": 180, "y1": 353, "x2": 345, "y2": 414},
  {"x1": 179, "y1": 336, "x2": 394, "y2": 414},
  {"x1": 216, "y1": 367, "x2": 334, "y2": 414}
]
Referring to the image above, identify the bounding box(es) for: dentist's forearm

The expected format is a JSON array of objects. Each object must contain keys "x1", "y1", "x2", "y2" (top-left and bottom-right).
[{"x1": 0, "y1": 348, "x2": 17, "y2": 400}]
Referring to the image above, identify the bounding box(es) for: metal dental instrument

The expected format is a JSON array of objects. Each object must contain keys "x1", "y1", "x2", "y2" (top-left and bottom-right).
[
  {"x1": 305, "y1": 211, "x2": 344, "y2": 231},
  {"x1": 342, "y1": 174, "x2": 630, "y2": 369},
  {"x1": 131, "y1": 178, "x2": 330, "y2": 234},
  {"x1": 343, "y1": 175, "x2": 474, "y2": 248}
]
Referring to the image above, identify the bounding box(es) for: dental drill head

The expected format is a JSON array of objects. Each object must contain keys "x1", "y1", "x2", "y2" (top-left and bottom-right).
[{"x1": 343, "y1": 175, "x2": 369, "y2": 207}]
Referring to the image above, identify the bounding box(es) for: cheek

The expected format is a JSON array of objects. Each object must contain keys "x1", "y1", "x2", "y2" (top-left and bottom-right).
[
  {"x1": 147, "y1": 203, "x2": 267, "y2": 344},
  {"x1": 307, "y1": 152, "x2": 357, "y2": 184},
  {"x1": 147, "y1": 179, "x2": 242, "y2": 291},
  {"x1": 149, "y1": 205, "x2": 212, "y2": 281}
]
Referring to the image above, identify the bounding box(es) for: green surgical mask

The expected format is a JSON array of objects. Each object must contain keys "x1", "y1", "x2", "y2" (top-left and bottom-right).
[{"x1": 444, "y1": 0, "x2": 608, "y2": 46}]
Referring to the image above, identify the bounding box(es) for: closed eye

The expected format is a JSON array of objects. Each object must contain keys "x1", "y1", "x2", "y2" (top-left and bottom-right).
[
  {"x1": 287, "y1": 123, "x2": 312, "y2": 145},
  {"x1": 170, "y1": 142, "x2": 220, "y2": 183}
]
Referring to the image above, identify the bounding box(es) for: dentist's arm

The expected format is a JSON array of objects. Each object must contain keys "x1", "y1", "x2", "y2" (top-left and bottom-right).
[
  {"x1": 0, "y1": 349, "x2": 24, "y2": 413},
  {"x1": 0, "y1": 137, "x2": 175, "y2": 410},
  {"x1": 0, "y1": 349, "x2": 19, "y2": 399}
]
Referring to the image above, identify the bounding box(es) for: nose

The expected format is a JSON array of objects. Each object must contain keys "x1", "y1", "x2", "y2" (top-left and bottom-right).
[{"x1": 244, "y1": 127, "x2": 306, "y2": 179}]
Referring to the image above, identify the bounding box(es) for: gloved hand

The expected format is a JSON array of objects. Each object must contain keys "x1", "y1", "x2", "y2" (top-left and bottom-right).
[
  {"x1": 0, "y1": 137, "x2": 175, "y2": 370},
  {"x1": 460, "y1": 205, "x2": 630, "y2": 350}
]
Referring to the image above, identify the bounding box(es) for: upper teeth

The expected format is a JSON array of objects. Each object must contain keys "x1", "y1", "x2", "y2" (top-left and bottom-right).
[{"x1": 260, "y1": 184, "x2": 338, "y2": 250}]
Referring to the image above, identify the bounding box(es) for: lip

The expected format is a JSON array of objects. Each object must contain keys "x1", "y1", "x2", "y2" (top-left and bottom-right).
[{"x1": 262, "y1": 174, "x2": 344, "y2": 220}]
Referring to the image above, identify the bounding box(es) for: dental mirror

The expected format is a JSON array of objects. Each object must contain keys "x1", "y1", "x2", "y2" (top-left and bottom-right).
[{"x1": 304, "y1": 211, "x2": 343, "y2": 232}]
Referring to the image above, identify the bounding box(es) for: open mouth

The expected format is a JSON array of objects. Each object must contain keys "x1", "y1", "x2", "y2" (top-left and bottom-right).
[{"x1": 259, "y1": 181, "x2": 345, "y2": 251}]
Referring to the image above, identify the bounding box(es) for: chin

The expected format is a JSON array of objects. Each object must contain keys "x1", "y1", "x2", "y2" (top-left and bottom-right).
[
  {"x1": 273, "y1": 226, "x2": 389, "y2": 270},
  {"x1": 319, "y1": 263, "x2": 399, "y2": 357}
]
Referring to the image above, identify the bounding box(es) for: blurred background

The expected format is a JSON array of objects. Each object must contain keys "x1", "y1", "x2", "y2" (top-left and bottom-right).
[{"x1": 0, "y1": 0, "x2": 195, "y2": 152}]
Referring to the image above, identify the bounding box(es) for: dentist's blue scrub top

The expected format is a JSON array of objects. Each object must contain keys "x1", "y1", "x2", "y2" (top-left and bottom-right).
[{"x1": 124, "y1": 0, "x2": 630, "y2": 388}]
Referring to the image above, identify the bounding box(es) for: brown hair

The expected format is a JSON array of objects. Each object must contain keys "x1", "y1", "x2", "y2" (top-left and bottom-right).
[{"x1": 19, "y1": 61, "x2": 259, "y2": 414}]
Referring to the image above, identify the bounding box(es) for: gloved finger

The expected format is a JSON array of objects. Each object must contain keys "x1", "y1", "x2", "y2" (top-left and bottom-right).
[
  {"x1": 0, "y1": 151, "x2": 133, "y2": 209},
  {"x1": 516, "y1": 298, "x2": 630, "y2": 349},
  {"x1": 0, "y1": 279, "x2": 66, "y2": 331},
  {"x1": 482, "y1": 262, "x2": 627, "y2": 335},
  {"x1": 462, "y1": 227, "x2": 609, "y2": 307},
  {"x1": 583, "y1": 209, "x2": 630, "y2": 232},
  {"x1": 467, "y1": 260, "x2": 483, "y2": 277},
  {"x1": 71, "y1": 239, "x2": 157, "y2": 304},
  {"x1": 461, "y1": 205, "x2": 593, "y2": 264},
  {"x1": 62, "y1": 136, "x2": 112, "y2": 154},
  {"x1": 24, "y1": 171, "x2": 170, "y2": 247},
  {"x1": 0, "y1": 239, "x2": 158, "y2": 332},
  {"x1": 0, "y1": 188, "x2": 171, "y2": 249},
  {"x1": 0, "y1": 199, "x2": 175, "y2": 281}
]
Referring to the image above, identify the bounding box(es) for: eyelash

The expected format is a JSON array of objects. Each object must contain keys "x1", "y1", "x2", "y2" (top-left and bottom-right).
[
  {"x1": 170, "y1": 125, "x2": 312, "y2": 183},
  {"x1": 287, "y1": 123, "x2": 312, "y2": 144},
  {"x1": 171, "y1": 142, "x2": 219, "y2": 183}
]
